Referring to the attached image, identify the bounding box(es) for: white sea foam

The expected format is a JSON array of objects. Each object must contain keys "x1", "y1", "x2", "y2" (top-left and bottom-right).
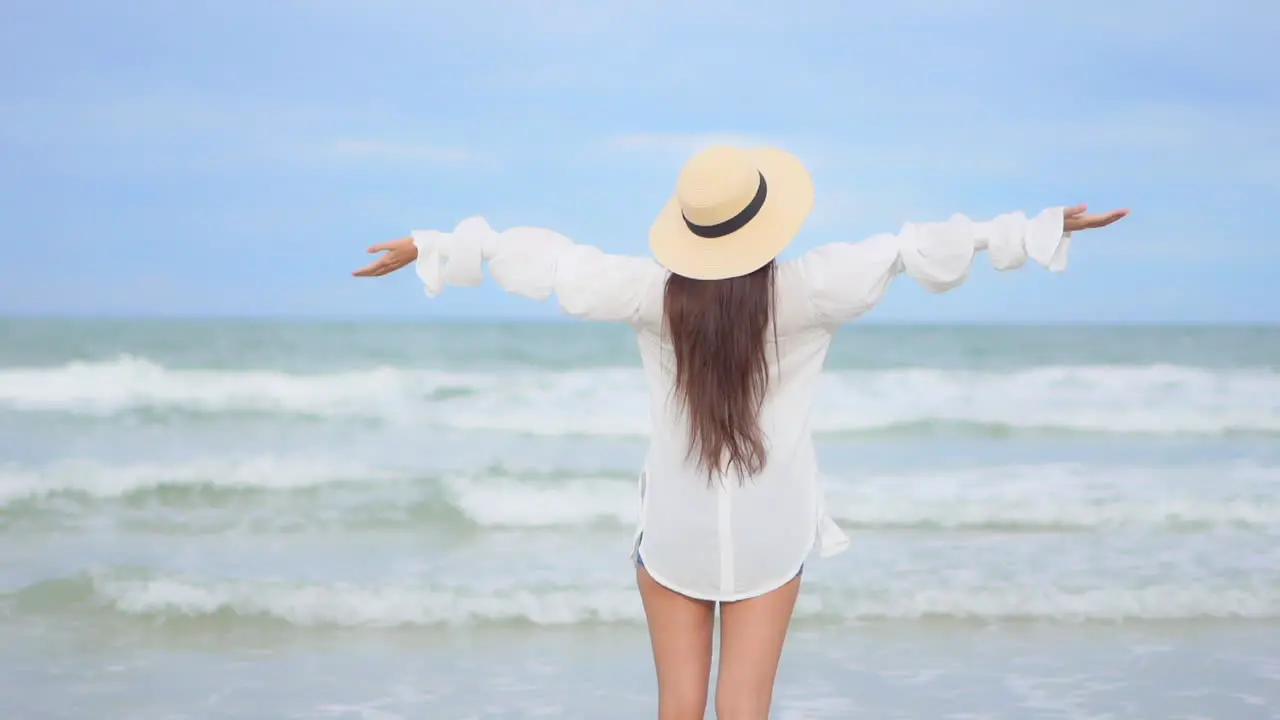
[
  {"x1": 443, "y1": 475, "x2": 636, "y2": 528},
  {"x1": 823, "y1": 462, "x2": 1280, "y2": 530},
  {"x1": 77, "y1": 572, "x2": 1280, "y2": 626},
  {"x1": 445, "y1": 463, "x2": 1280, "y2": 531},
  {"x1": 1, "y1": 356, "x2": 1277, "y2": 435},
  {"x1": 4, "y1": 458, "x2": 1277, "y2": 532},
  {"x1": 0, "y1": 456, "x2": 405, "y2": 505},
  {"x1": 0, "y1": 355, "x2": 485, "y2": 419},
  {"x1": 90, "y1": 574, "x2": 640, "y2": 626}
]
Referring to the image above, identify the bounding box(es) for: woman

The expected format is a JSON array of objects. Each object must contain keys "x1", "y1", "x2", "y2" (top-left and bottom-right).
[{"x1": 354, "y1": 145, "x2": 1127, "y2": 719}]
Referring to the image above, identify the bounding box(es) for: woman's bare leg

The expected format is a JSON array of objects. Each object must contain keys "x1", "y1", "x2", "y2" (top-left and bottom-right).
[
  {"x1": 714, "y1": 574, "x2": 802, "y2": 719},
  {"x1": 636, "y1": 565, "x2": 716, "y2": 720}
]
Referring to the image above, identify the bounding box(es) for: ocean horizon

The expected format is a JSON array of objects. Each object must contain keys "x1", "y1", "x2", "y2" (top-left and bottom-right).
[
  {"x1": 2, "y1": 318, "x2": 1277, "y2": 718},
  {"x1": 4, "y1": 314, "x2": 1276, "y2": 325}
]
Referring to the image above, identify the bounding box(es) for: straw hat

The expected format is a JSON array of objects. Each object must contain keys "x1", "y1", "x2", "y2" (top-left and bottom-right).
[{"x1": 649, "y1": 145, "x2": 814, "y2": 280}]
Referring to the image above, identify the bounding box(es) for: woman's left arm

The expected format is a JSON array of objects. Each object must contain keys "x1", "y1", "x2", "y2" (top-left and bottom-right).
[
  {"x1": 791, "y1": 204, "x2": 1128, "y2": 326},
  {"x1": 354, "y1": 216, "x2": 666, "y2": 324}
]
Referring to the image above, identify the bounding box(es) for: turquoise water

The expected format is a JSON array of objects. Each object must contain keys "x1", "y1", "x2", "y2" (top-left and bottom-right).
[{"x1": 1, "y1": 319, "x2": 1278, "y2": 718}]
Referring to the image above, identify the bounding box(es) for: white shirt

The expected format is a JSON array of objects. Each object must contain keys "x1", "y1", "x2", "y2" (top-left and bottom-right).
[{"x1": 410, "y1": 207, "x2": 1072, "y2": 602}]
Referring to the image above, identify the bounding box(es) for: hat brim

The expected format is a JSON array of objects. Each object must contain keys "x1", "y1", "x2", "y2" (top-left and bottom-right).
[{"x1": 649, "y1": 147, "x2": 814, "y2": 281}]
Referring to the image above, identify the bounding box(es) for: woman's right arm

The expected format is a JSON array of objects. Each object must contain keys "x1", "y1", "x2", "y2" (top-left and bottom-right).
[
  {"x1": 791, "y1": 205, "x2": 1126, "y2": 326},
  {"x1": 356, "y1": 216, "x2": 666, "y2": 324}
]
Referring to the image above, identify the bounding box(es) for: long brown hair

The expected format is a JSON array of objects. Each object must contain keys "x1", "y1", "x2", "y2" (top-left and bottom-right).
[{"x1": 663, "y1": 261, "x2": 776, "y2": 481}]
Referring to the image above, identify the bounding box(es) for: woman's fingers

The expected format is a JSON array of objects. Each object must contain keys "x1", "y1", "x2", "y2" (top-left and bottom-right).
[
  {"x1": 352, "y1": 261, "x2": 383, "y2": 277},
  {"x1": 1095, "y1": 208, "x2": 1129, "y2": 226},
  {"x1": 1065, "y1": 208, "x2": 1129, "y2": 231},
  {"x1": 1079, "y1": 209, "x2": 1129, "y2": 229},
  {"x1": 353, "y1": 254, "x2": 390, "y2": 276},
  {"x1": 353, "y1": 250, "x2": 412, "y2": 277}
]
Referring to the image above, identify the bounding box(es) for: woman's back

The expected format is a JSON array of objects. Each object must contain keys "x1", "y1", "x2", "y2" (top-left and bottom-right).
[{"x1": 632, "y1": 259, "x2": 849, "y2": 601}]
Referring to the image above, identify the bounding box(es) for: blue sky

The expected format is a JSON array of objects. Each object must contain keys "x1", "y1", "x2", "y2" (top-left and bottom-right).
[{"x1": 1, "y1": 0, "x2": 1276, "y2": 322}]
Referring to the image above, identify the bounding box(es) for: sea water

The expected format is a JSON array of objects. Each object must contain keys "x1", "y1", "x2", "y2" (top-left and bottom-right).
[{"x1": 1, "y1": 319, "x2": 1277, "y2": 719}]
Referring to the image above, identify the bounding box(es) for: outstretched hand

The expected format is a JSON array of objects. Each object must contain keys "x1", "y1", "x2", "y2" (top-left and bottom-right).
[
  {"x1": 1063, "y1": 205, "x2": 1128, "y2": 232},
  {"x1": 352, "y1": 237, "x2": 418, "y2": 277}
]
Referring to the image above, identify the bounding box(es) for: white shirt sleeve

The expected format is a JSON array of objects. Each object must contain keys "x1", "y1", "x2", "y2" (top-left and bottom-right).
[
  {"x1": 409, "y1": 216, "x2": 665, "y2": 323},
  {"x1": 791, "y1": 207, "x2": 1071, "y2": 326}
]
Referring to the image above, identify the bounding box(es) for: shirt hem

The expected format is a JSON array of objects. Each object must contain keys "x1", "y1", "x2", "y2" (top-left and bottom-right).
[{"x1": 636, "y1": 534, "x2": 815, "y2": 604}]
